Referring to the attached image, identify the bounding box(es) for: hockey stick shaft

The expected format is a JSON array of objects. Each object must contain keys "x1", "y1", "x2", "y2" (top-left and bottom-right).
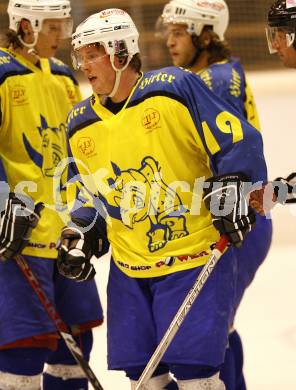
[
  {"x1": 14, "y1": 254, "x2": 104, "y2": 390},
  {"x1": 135, "y1": 235, "x2": 229, "y2": 390}
]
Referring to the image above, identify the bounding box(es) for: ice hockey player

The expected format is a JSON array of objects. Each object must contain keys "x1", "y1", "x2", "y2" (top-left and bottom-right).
[
  {"x1": 265, "y1": 0, "x2": 296, "y2": 203},
  {"x1": 266, "y1": 0, "x2": 296, "y2": 68},
  {"x1": 57, "y1": 8, "x2": 268, "y2": 390},
  {"x1": 157, "y1": 1, "x2": 272, "y2": 388},
  {"x1": 0, "y1": 1, "x2": 104, "y2": 389},
  {"x1": 250, "y1": 0, "x2": 296, "y2": 213}
]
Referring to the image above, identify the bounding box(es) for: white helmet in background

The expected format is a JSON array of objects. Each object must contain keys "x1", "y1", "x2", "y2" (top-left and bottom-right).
[
  {"x1": 161, "y1": 0, "x2": 229, "y2": 40},
  {"x1": 7, "y1": 0, "x2": 72, "y2": 36},
  {"x1": 72, "y1": 8, "x2": 140, "y2": 97}
]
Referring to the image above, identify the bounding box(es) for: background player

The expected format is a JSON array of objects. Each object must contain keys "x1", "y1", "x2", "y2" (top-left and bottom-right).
[
  {"x1": 265, "y1": 0, "x2": 296, "y2": 201},
  {"x1": 250, "y1": 0, "x2": 296, "y2": 213},
  {"x1": 57, "y1": 8, "x2": 268, "y2": 390},
  {"x1": 0, "y1": 1, "x2": 103, "y2": 389},
  {"x1": 157, "y1": 1, "x2": 272, "y2": 388}
]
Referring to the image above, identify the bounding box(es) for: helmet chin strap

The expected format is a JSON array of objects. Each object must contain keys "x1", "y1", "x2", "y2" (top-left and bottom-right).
[
  {"x1": 108, "y1": 55, "x2": 132, "y2": 98},
  {"x1": 18, "y1": 31, "x2": 40, "y2": 59},
  {"x1": 18, "y1": 31, "x2": 39, "y2": 49},
  {"x1": 108, "y1": 69, "x2": 122, "y2": 98}
]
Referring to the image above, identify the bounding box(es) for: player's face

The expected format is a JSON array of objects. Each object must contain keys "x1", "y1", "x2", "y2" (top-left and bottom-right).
[
  {"x1": 166, "y1": 24, "x2": 196, "y2": 67},
  {"x1": 35, "y1": 18, "x2": 73, "y2": 58},
  {"x1": 271, "y1": 29, "x2": 296, "y2": 68},
  {"x1": 77, "y1": 44, "x2": 116, "y2": 95}
]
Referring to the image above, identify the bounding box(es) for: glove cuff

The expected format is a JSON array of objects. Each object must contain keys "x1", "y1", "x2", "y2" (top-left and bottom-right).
[
  {"x1": 205, "y1": 172, "x2": 250, "y2": 186},
  {"x1": 69, "y1": 218, "x2": 109, "y2": 259}
]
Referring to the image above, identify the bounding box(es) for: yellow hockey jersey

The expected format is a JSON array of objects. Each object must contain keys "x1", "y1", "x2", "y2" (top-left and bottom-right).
[
  {"x1": 0, "y1": 48, "x2": 81, "y2": 258},
  {"x1": 67, "y1": 66, "x2": 267, "y2": 277}
]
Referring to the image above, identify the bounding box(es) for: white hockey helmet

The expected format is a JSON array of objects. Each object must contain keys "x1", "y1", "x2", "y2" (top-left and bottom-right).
[
  {"x1": 7, "y1": 0, "x2": 72, "y2": 38},
  {"x1": 160, "y1": 0, "x2": 229, "y2": 40},
  {"x1": 72, "y1": 9, "x2": 139, "y2": 59},
  {"x1": 72, "y1": 9, "x2": 140, "y2": 98}
]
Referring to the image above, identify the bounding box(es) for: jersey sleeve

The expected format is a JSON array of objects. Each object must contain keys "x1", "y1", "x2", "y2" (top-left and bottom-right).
[
  {"x1": 0, "y1": 97, "x2": 2, "y2": 131},
  {"x1": 199, "y1": 64, "x2": 245, "y2": 117},
  {"x1": 0, "y1": 63, "x2": 5, "y2": 135},
  {"x1": 49, "y1": 58, "x2": 82, "y2": 106},
  {"x1": 199, "y1": 61, "x2": 261, "y2": 131},
  {"x1": 0, "y1": 49, "x2": 33, "y2": 137},
  {"x1": 244, "y1": 81, "x2": 261, "y2": 131},
  {"x1": 177, "y1": 71, "x2": 267, "y2": 184},
  {"x1": 66, "y1": 110, "x2": 107, "y2": 234},
  {"x1": 0, "y1": 159, "x2": 10, "y2": 204}
]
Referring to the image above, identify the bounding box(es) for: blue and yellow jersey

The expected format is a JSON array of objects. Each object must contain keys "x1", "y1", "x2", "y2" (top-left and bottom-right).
[
  {"x1": 67, "y1": 66, "x2": 267, "y2": 277},
  {"x1": 197, "y1": 58, "x2": 260, "y2": 130},
  {"x1": 0, "y1": 48, "x2": 81, "y2": 258}
]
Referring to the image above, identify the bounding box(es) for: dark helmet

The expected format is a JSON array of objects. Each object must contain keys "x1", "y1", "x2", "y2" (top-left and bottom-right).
[
  {"x1": 268, "y1": 0, "x2": 296, "y2": 28},
  {"x1": 266, "y1": 0, "x2": 296, "y2": 52}
]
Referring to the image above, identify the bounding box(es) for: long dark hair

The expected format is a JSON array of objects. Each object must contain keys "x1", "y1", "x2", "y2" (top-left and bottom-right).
[
  {"x1": 193, "y1": 26, "x2": 232, "y2": 65},
  {"x1": 0, "y1": 30, "x2": 24, "y2": 49},
  {"x1": 0, "y1": 19, "x2": 28, "y2": 50}
]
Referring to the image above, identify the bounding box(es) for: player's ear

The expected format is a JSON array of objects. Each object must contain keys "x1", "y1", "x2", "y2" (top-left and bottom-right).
[
  {"x1": 19, "y1": 19, "x2": 34, "y2": 39},
  {"x1": 199, "y1": 30, "x2": 211, "y2": 48}
]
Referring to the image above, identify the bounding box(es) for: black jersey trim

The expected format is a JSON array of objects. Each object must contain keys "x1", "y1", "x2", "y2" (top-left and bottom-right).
[
  {"x1": 50, "y1": 70, "x2": 79, "y2": 85},
  {"x1": 0, "y1": 69, "x2": 33, "y2": 86},
  {"x1": 68, "y1": 117, "x2": 102, "y2": 139}
]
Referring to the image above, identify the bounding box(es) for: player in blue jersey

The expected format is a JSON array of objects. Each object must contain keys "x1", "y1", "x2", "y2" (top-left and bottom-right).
[
  {"x1": 157, "y1": 0, "x2": 260, "y2": 129},
  {"x1": 0, "y1": 1, "x2": 103, "y2": 389},
  {"x1": 157, "y1": 1, "x2": 273, "y2": 388},
  {"x1": 57, "y1": 8, "x2": 268, "y2": 390}
]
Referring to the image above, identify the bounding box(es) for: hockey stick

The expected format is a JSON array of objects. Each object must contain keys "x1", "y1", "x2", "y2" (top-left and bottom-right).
[
  {"x1": 14, "y1": 254, "x2": 104, "y2": 390},
  {"x1": 135, "y1": 235, "x2": 229, "y2": 390}
]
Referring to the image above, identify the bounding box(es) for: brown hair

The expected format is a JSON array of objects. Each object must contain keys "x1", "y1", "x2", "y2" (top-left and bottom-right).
[
  {"x1": 118, "y1": 52, "x2": 141, "y2": 73},
  {"x1": 193, "y1": 26, "x2": 232, "y2": 65},
  {"x1": 0, "y1": 25, "x2": 25, "y2": 50},
  {"x1": 129, "y1": 53, "x2": 142, "y2": 73}
]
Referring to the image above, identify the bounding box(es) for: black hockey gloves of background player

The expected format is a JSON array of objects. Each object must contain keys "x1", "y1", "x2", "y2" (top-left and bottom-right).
[
  {"x1": 274, "y1": 172, "x2": 296, "y2": 204},
  {"x1": 0, "y1": 193, "x2": 43, "y2": 261},
  {"x1": 56, "y1": 219, "x2": 109, "y2": 282},
  {"x1": 203, "y1": 173, "x2": 256, "y2": 248}
]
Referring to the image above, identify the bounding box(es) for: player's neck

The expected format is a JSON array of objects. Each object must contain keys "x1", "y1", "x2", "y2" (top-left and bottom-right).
[
  {"x1": 12, "y1": 45, "x2": 40, "y2": 65},
  {"x1": 189, "y1": 51, "x2": 210, "y2": 73},
  {"x1": 110, "y1": 69, "x2": 140, "y2": 103}
]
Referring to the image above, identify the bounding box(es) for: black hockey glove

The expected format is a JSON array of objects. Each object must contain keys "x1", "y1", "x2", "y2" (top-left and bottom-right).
[
  {"x1": 203, "y1": 173, "x2": 256, "y2": 248},
  {"x1": 274, "y1": 172, "x2": 296, "y2": 204},
  {"x1": 57, "y1": 219, "x2": 109, "y2": 282},
  {"x1": 0, "y1": 193, "x2": 43, "y2": 261}
]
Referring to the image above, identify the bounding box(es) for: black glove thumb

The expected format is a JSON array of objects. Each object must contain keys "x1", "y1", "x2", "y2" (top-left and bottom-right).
[{"x1": 34, "y1": 202, "x2": 44, "y2": 217}]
